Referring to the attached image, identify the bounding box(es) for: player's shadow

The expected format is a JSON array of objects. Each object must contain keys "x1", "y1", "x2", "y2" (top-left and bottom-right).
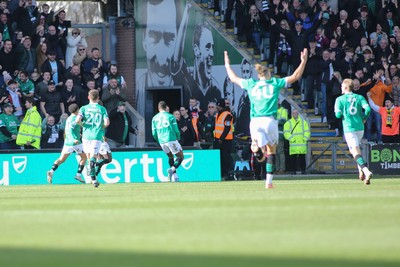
[{"x1": 0, "y1": 247, "x2": 397, "y2": 267}]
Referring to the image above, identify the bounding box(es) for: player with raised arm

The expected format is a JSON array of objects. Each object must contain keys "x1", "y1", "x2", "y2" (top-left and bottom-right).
[
  {"x1": 334, "y1": 79, "x2": 373, "y2": 185},
  {"x1": 224, "y1": 49, "x2": 308, "y2": 188},
  {"x1": 46, "y1": 103, "x2": 87, "y2": 184},
  {"x1": 152, "y1": 101, "x2": 184, "y2": 182},
  {"x1": 76, "y1": 89, "x2": 110, "y2": 188}
]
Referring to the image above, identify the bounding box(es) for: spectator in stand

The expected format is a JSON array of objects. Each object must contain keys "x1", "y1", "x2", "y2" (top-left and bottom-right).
[
  {"x1": 65, "y1": 64, "x2": 83, "y2": 92},
  {"x1": 370, "y1": 23, "x2": 388, "y2": 49},
  {"x1": 0, "y1": 102, "x2": 20, "y2": 149},
  {"x1": 388, "y1": 64, "x2": 400, "y2": 79},
  {"x1": 82, "y1": 47, "x2": 108, "y2": 82},
  {"x1": 275, "y1": 19, "x2": 292, "y2": 76},
  {"x1": 389, "y1": 75, "x2": 400, "y2": 106},
  {"x1": 366, "y1": 67, "x2": 393, "y2": 142},
  {"x1": 101, "y1": 78, "x2": 127, "y2": 112},
  {"x1": 314, "y1": 26, "x2": 330, "y2": 49},
  {"x1": 61, "y1": 78, "x2": 80, "y2": 112},
  {"x1": 0, "y1": 39, "x2": 17, "y2": 83},
  {"x1": 12, "y1": 30, "x2": 23, "y2": 45},
  {"x1": 223, "y1": 0, "x2": 235, "y2": 29},
  {"x1": 53, "y1": 9, "x2": 71, "y2": 57},
  {"x1": 343, "y1": 19, "x2": 364, "y2": 50},
  {"x1": 367, "y1": 93, "x2": 400, "y2": 144},
  {"x1": 15, "y1": 36, "x2": 37, "y2": 75},
  {"x1": 358, "y1": 4, "x2": 374, "y2": 37},
  {"x1": 320, "y1": 11, "x2": 333, "y2": 40},
  {"x1": 40, "y1": 50, "x2": 65, "y2": 87},
  {"x1": 248, "y1": 4, "x2": 268, "y2": 54},
  {"x1": 333, "y1": 46, "x2": 355, "y2": 79},
  {"x1": 39, "y1": 3, "x2": 53, "y2": 26},
  {"x1": 41, "y1": 114, "x2": 66, "y2": 149},
  {"x1": 320, "y1": 49, "x2": 333, "y2": 123},
  {"x1": 16, "y1": 97, "x2": 42, "y2": 149},
  {"x1": 354, "y1": 37, "x2": 373, "y2": 61},
  {"x1": 354, "y1": 48, "x2": 374, "y2": 80},
  {"x1": 354, "y1": 68, "x2": 367, "y2": 84},
  {"x1": 80, "y1": 79, "x2": 96, "y2": 106},
  {"x1": 31, "y1": 24, "x2": 46, "y2": 49},
  {"x1": 13, "y1": 0, "x2": 38, "y2": 36},
  {"x1": 0, "y1": 13, "x2": 13, "y2": 43},
  {"x1": 374, "y1": 38, "x2": 392, "y2": 64},
  {"x1": 34, "y1": 71, "x2": 51, "y2": 102},
  {"x1": 40, "y1": 80, "x2": 66, "y2": 123},
  {"x1": 284, "y1": 109, "x2": 310, "y2": 175},
  {"x1": 72, "y1": 44, "x2": 87, "y2": 67},
  {"x1": 235, "y1": 0, "x2": 251, "y2": 44},
  {"x1": 105, "y1": 101, "x2": 136, "y2": 148},
  {"x1": 270, "y1": 11, "x2": 323, "y2": 95},
  {"x1": 65, "y1": 28, "x2": 87, "y2": 69},
  {"x1": 16, "y1": 70, "x2": 34, "y2": 99},
  {"x1": 46, "y1": 25, "x2": 64, "y2": 61},
  {"x1": 327, "y1": 71, "x2": 342, "y2": 136},
  {"x1": 378, "y1": 7, "x2": 397, "y2": 37},
  {"x1": 102, "y1": 64, "x2": 127, "y2": 90},
  {"x1": 5, "y1": 79, "x2": 24, "y2": 121},
  {"x1": 83, "y1": 66, "x2": 102, "y2": 95},
  {"x1": 30, "y1": 71, "x2": 40, "y2": 87},
  {"x1": 332, "y1": 25, "x2": 347, "y2": 48},
  {"x1": 304, "y1": 38, "x2": 322, "y2": 111},
  {"x1": 36, "y1": 42, "x2": 48, "y2": 71},
  {"x1": 178, "y1": 106, "x2": 196, "y2": 146}
]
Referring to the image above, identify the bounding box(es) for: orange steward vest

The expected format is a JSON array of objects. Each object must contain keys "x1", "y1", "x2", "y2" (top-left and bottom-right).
[{"x1": 214, "y1": 111, "x2": 233, "y2": 140}]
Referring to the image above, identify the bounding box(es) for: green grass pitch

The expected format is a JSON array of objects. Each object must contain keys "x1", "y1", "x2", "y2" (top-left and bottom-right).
[{"x1": 0, "y1": 175, "x2": 399, "y2": 267}]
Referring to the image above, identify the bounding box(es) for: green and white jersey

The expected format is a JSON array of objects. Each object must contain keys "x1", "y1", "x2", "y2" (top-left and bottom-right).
[
  {"x1": 241, "y1": 77, "x2": 286, "y2": 119},
  {"x1": 79, "y1": 103, "x2": 108, "y2": 141},
  {"x1": 64, "y1": 114, "x2": 81, "y2": 146},
  {"x1": 151, "y1": 111, "x2": 180, "y2": 144},
  {"x1": 0, "y1": 113, "x2": 20, "y2": 142},
  {"x1": 334, "y1": 92, "x2": 371, "y2": 133}
]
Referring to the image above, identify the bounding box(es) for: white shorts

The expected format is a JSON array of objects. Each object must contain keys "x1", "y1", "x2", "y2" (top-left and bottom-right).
[
  {"x1": 99, "y1": 141, "x2": 111, "y2": 155},
  {"x1": 250, "y1": 116, "x2": 279, "y2": 147},
  {"x1": 344, "y1": 131, "x2": 364, "y2": 150},
  {"x1": 82, "y1": 139, "x2": 102, "y2": 155},
  {"x1": 61, "y1": 144, "x2": 84, "y2": 155},
  {"x1": 160, "y1": 140, "x2": 182, "y2": 155}
]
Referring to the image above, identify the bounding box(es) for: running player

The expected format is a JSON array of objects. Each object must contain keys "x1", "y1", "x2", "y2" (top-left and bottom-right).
[
  {"x1": 152, "y1": 101, "x2": 183, "y2": 182},
  {"x1": 335, "y1": 79, "x2": 373, "y2": 185},
  {"x1": 46, "y1": 103, "x2": 87, "y2": 184},
  {"x1": 224, "y1": 49, "x2": 308, "y2": 188},
  {"x1": 76, "y1": 89, "x2": 110, "y2": 187}
]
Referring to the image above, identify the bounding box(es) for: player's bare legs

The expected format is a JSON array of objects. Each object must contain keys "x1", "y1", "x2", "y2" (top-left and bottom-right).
[
  {"x1": 264, "y1": 144, "x2": 277, "y2": 189},
  {"x1": 349, "y1": 146, "x2": 372, "y2": 185}
]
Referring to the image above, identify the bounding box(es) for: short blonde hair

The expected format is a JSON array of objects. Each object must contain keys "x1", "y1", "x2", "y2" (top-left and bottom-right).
[{"x1": 342, "y1": 78, "x2": 353, "y2": 92}]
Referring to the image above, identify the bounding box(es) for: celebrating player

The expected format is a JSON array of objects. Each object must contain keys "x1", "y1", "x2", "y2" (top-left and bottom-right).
[
  {"x1": 224, "y1": 49, "x2": 308, "y2": 188},
  {"x1": 76, "y1": 89, "x2": 110, "y2": 187},
  {"x1": 152, "y1": 101, "x2": 184, "y2": 182},
  {"x1": 47, "y1": 104, "x2": 87, "y2": 184},
  {"x1": 334, "y1": 79, "x2": 373, "y2": 184}
]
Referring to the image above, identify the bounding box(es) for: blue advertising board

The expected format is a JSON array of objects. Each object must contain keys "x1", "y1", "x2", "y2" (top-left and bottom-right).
[{"x1": 0, "y1": 149, "x2": 221, "y2": 185}]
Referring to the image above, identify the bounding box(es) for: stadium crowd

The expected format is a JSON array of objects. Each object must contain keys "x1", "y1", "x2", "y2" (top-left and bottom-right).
[
  {"x1": 0, "y1": 0, "x2": 130, "y2": 150},
  {"x1": 2, "y1": 0, "x2": 400, "y2": 153}
]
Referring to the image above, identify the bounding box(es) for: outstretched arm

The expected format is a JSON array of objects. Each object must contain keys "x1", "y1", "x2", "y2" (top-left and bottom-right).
[
  {"x1": 224, "y1": 51, "x2": 243, "y2": 87},
  {"x1": 286, "y1": 48, "x2": 308, "y2": 84}
]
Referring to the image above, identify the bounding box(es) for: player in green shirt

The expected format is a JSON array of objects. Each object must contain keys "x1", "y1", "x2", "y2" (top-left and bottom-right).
[
  {"x1": 76, "y1": 89, "x2": 110, "y2": 187},
  {"x1": 46, "y1": 103, "x2": 87, "y2": 184},
  {"x1": 0, "y1": 103, "x2": 20, "y2": 149},
  {"x1": 152, "y1": 101, "x2": 183, "y2": 182},
  {"x1": 224, "y1": 49, "x2": 308, "y2": 189},
  {"x1": 334, "y1": 78, "x2": 373, "y2": 185}
]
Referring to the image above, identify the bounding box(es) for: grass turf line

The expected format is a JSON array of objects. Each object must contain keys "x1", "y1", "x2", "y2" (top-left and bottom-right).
[{"x1": 0, "y1": 176, "x2": 399, "y2": 267}]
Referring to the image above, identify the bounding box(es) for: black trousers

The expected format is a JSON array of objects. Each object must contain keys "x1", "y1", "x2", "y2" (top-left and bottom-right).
[
  {"x1": 214, "y1": 139, "x2": 233, "y2": 176},
  {"x1": 288, "y1": 154, "x2": 306, "y2": 173}
]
